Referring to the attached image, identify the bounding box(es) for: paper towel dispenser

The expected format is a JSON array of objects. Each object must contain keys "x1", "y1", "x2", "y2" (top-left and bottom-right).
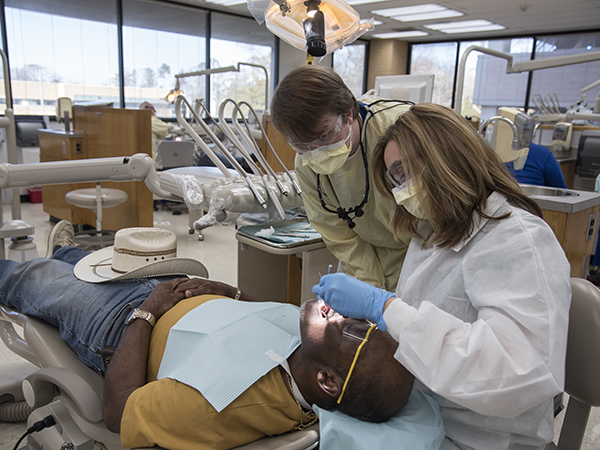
[{"x1": 575, "y1": 130, "x2": 600, "y2": 178}]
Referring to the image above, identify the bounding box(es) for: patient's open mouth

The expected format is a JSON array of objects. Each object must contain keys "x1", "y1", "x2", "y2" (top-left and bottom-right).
[{"x1": 319, "y1": 301, "x2": 333, "y2": 319}]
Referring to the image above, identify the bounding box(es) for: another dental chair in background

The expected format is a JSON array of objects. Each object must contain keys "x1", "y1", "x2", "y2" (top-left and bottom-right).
[
  {"x1": 0, "y1": 301, "x2": 318, "y2": 450},
  {"x1": 546, "y1": 278, "x2": 600, "y2": 449}
]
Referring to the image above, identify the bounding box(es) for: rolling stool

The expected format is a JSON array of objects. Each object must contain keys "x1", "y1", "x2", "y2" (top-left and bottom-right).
[{"x1": 65, "y1": 182, "x2": 128, "y2": 250}]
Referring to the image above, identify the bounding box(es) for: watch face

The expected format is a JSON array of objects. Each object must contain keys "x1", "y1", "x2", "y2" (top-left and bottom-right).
[{"x1": 126, "y1": 310, "x2": 137, "y2": 324}]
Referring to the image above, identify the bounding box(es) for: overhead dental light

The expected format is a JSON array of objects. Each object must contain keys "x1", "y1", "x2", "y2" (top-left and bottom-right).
[
  {"x1": 247, "y1": 0, "x2": 373, "y2": 57},
  {"x1": 165, "y1": 79, "x2": 184, "y2": 104}
]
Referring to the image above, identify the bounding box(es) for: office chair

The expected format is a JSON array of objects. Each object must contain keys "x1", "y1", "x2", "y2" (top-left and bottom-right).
[
  {"x1": 65, "y1": 182, "x2": 128, "y2": 250},
  {"x1": 546, "y1": 278, "x2": 600, "y2": 449},
  {"x1": 0, "y1": 302, "x2": 319, "y2": 450}
]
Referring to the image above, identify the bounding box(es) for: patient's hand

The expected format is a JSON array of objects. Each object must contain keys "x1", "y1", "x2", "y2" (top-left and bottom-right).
[
  {"x1": 174, "y1": 278, "x2": 237, "y2": 298},
  {"x1": 175, "y1": 278, "x2": 259, "y2": 302},
  {"x1": 140, "y1": 278, "x2": 188, "y2": 320}
]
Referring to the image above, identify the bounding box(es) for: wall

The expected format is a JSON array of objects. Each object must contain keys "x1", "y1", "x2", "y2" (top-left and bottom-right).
[{"x1": 366, "y1": 39, "x2": 409, "y2": 91}]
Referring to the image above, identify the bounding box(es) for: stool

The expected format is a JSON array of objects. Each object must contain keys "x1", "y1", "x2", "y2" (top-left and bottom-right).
[{"x1": 65, "y1": 182, "x2": 128, "y2": 250}]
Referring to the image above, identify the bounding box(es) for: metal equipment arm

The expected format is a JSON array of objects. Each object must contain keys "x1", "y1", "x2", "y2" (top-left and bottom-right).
[
  {"x1": 454, "y1": 45, "x2": 600, "y2": 115},
  {"x1": 174, "y1": 95, "x2": 269, "y2": 211}
]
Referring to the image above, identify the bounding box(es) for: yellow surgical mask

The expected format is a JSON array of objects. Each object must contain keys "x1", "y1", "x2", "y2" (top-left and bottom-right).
[
  {"x1": 392, "y1": 180, "x2": 427, "y2": 219},
  {"x1": 299, "y1": 125, "x2": 352, "y2": 175}
]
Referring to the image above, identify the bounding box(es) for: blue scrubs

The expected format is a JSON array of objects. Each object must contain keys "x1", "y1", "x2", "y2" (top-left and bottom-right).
[{"x1": 505, "y1": 143, "x2": 567, "y2": 189}]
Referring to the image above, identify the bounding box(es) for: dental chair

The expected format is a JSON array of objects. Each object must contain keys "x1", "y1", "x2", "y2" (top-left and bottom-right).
[
  {"x1": 546, "y1": 277, "x2": 600, "y2": 450},
  {"x1": 0, "y1": 304, "x2": 318, "y2": 450}
]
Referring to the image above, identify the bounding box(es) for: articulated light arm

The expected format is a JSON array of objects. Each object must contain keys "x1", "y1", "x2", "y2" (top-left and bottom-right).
[
  {"x1": 0, "y1": 153, "x2": 177, "y2": 201},
  {"x1": 169, "y1": 62, "x2": 269, "y2": 110},
  {"x1": 454, "y1": 45, "x2": 600, "y2": 115}
]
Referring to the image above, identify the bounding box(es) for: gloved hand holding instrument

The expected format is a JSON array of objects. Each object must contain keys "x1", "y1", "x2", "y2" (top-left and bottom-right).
[{"x1": 312, "y1": 273, "x2": 395, "y2": 331}]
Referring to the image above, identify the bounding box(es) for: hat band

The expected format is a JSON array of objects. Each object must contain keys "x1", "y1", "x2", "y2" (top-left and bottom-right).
[{"x1": 114, "y1": 247, "x2": 177, "y2": 257}]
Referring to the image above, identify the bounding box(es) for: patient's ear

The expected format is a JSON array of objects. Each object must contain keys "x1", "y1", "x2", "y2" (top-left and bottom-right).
[{"x1": 317, "y1": 368, "x2": 342, "y2": 398}]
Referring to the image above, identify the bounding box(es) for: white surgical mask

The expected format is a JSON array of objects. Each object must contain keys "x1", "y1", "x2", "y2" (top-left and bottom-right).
[
  {"x1": 392, "y1": 180, "x2": 427, "y2": 219},
  {"x1": 299, "y1": 126, "x2": 352, "y2": 175}
]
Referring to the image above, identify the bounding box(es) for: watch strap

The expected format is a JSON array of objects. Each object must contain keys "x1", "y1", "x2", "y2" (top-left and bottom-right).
[{"x1": 126, "y1": 308, "x2": 156, "y2": 328}]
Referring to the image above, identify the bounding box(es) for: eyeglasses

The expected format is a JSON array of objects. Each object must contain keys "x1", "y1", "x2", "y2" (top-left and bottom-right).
[
  {"x1": 385, "y1": 160, "x2": 406, "y2": 189},
  {"x1": 337, "y1": 320, "x2": 377, "y2": 404},
  {"x1": 288, "y1": 115, "x2": 348, "y2": 154}
]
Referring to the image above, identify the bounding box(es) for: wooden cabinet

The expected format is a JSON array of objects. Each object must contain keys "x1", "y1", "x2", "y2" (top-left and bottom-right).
[
  {"x1": 258, "y1": 114, "x2": 297, "y2": 172},
  {"x1": 39, "y1": 107, "x2": 154, "y2": 230},
  {"x1": 542, "y1": 205, "x2": 600, "y2": 278}
]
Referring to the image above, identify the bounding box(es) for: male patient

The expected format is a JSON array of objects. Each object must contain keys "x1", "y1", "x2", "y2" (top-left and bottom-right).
[{"x1": 0, "y1": 223, "x2": 414, "y2": 450}]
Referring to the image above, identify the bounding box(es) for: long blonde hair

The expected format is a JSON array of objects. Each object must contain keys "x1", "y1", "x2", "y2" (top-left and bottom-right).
[{"x1": 373, "y1": 103, "x2": 542, "y2": 248}]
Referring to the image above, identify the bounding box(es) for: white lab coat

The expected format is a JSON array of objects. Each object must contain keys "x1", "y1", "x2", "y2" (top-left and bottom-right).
[{"x1": 383, "y1": 192, "x2": 571, "y2": 449}]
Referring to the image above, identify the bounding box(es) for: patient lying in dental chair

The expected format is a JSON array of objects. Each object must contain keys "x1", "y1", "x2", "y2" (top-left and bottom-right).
[{"x1": 0, "y1": 223, "x2": 414, "y2": 450}]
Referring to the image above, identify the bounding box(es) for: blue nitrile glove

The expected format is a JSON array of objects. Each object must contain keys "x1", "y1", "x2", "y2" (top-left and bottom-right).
[{"x1": 312, "y1": 273, "x2": 394, "y2": 331}]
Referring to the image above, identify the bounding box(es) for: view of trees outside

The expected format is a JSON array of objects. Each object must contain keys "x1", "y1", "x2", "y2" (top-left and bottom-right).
[
  {"x1": 333, "y1": 43, "x2": 367, "y2": 98},
  {"x1": 410, "y1": 42, "x2": 457, "y2": 108},
  {"x1": 2, "y1": 4, "x2": 120, "y2": 115},
  {"x1": 0, "y1": 1, "x2": 273, "y2": 118},
  {"x1": 122, "y1": 22, "x2": 208, "y2": 117},
  {"x1": 209, "y1": 40, "x2": 272, "y2": 117}
]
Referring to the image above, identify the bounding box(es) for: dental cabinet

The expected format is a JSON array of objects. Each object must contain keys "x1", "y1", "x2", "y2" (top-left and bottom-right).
[
  {"x1": 523, "y1": 185, "x2": 600, "y2": 278},
  {"x1": 39, "y1": 107, "x2": 154, "y2": 230},
  {"x1": 236, "y1": 220, "x2": 339, "y2": 305}
]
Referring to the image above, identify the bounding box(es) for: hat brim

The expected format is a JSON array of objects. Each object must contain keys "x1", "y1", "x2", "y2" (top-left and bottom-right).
[{"x1": 73, "y1": 246, "x2": 209, "y2": 283}]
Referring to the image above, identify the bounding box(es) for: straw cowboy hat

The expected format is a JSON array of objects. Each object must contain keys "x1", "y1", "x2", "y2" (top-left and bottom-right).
[{"x1": 74, "y1": 227, "x2": 208, "y2": 283}]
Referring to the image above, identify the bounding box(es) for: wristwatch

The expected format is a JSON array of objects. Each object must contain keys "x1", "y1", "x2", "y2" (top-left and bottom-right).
[{"x1": 125, "y1": 308, "x2": 156, "y2": 328}]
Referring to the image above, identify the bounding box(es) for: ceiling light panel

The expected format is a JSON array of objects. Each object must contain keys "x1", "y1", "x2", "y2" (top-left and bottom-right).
[
  {"x1": 372, "y1": 31, "x2": 429, "y2": 38},
  {"x1": 371, "y1": 3, "x2": 463, "y2": 22},
  {"x1": 204, "y1": 0, "x2": 246, "y2": 5},
  {"x1": 346, "y1": 0, "x2": 396, "y2": 4},
  {"x1": 424, "y1": 19, "x2": 499, "y2": 30},
  {"x1": 439, "y1": 24, "x2": 506, "y2": 33},
  {"x1": 392, "y1": 10, "x2": 463, "y2": 22},
  {"x1": 372, "y1": 4, "x2": 446, "y2": 16}
]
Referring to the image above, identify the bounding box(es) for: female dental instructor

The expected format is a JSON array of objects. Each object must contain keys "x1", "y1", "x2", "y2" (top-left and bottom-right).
[
  {"x1": 313, "y1": 103, "x2": 571, "y2": 449},
  {"x1": 271, "y1": 66, "x2": 412, "y2": 291}
]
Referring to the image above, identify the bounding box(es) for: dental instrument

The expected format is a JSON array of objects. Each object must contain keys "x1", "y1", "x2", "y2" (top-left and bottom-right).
[
  {"x1": 216, "y1": 100, "x2": 287, "y2": 220},
  {"x1": 235, "y1": 100, "x2": 302, "y2": 198},
  {"x1": 174, "y1": 95, "x2": 269, "y2": 211}
]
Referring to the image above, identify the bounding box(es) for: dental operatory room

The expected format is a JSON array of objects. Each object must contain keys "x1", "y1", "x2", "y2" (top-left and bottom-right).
[{"x1": 2, "y1": 0, "x2": 600, "y2": 449}]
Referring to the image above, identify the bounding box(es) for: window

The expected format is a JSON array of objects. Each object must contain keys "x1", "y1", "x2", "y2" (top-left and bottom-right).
[
  {"x1": 333, "y1": 42, "x2": 367, "y2": 98},
  {"x1": 410, "y1": 41, "x2": 457, "y2": 107},
  {"x1": 122, "y1": 0, "x2": 208, "y2": 118},
  {"x1": 209, "y1": 13, "x2": 274, "y2": 116},
  {"x1": 3, "y1": 0, "x2": 119, "y2": 115},
  {"x1": 458, "y1": 38, "x2": 533, "y2": 121},
  {"x1": 529, "y1": 32, "x2": 600, "y2": 121}
]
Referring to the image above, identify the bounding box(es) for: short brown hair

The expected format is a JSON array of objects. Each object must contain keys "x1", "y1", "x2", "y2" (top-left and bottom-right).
[
  {"x1": 372, "y1": 103, "x2": 543, "y2": 249},
  {"x1": 271, "y1": 66, "x2": 359, "y2": 143}
]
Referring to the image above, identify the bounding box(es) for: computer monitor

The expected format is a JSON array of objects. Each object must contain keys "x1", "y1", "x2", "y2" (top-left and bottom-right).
[{"x1": 374, "y1": 74, "x2": 435, "y2": 104}]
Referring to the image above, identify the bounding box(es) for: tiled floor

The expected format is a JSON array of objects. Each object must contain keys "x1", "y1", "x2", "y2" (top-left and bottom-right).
[{"x1": 1, "y1": 202, "x2": 600, "y2": 449}]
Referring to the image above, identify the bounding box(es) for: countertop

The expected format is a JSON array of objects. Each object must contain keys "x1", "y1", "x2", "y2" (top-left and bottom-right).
[{"x1": 524, "y1": 186, "x2": 600, "y2": 213}]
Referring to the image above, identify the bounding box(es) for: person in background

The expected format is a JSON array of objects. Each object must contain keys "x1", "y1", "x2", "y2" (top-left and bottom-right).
[
  {"x1": 313, "y1": 103, "x2": 571, "y2": 449},
  {"x1": 270, "y1": 66, "x2": 411, "y2": 291},
  {"x1": 139, "y1": 101, "x2": 174, "y2": 160},
  {"x1": 505, "y1": 142, "x2": 567, "y2": 188}
]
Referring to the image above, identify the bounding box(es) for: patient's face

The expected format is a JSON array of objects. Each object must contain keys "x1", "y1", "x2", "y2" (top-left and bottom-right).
[{"x1": 299, "y1": 299, "x2": 375, "y2": 367}]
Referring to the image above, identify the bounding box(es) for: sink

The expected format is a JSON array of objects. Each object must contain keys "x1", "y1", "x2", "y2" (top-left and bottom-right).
[{"x1": 519, "y1": 185, "x2": 580, "y2": 197}]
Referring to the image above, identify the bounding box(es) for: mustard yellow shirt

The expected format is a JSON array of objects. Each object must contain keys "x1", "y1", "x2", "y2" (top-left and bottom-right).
[{"x1": 120, "y1": 295, "x2": 315, "y2": 450}]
